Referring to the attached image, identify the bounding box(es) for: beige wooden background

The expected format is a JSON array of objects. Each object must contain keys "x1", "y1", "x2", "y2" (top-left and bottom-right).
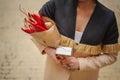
[{"x1": 0, "y1": 0, "x2": 120, "y2": 80}]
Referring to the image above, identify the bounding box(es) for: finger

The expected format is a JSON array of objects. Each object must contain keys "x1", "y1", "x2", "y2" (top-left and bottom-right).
[
  {"x1": 54, "y1": 57, "x2": 60, "y2": 64},
  {"x1": 62, "y1": 64, "x2": 67, "y2": 68},
  {"x1": 56, "y1": 55, "x2": 65, "y2": 60},
  {"x1": 65, "y1": 57, "x2": 74, "y2": 61},
  {"x1": 62, "y1": 59, "x2": 71, "y2": 65},
  {"x1": 51, "y1": 55, "x2": 60, "y2": 64},
  {"x1": 62, "y1": 64, "x2": 70, "y2": 70},
  {"x1": 61, "y1": 57, "x2": 72, "y2": 64}
]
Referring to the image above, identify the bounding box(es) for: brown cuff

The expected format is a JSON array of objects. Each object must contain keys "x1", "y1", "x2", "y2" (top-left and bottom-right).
[{"x1": 102, "y1": 43, "x2": 120, "y2": 53}]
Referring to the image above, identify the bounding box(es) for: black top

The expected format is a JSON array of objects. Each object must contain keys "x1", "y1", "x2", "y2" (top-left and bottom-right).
[{"x1": 39, "y1": 0, "x2": 119, "y2": 46}]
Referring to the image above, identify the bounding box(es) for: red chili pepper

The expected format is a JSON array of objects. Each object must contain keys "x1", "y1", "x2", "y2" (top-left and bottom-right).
[
  {"x1": 39, "y1": 13, "x2": 46, "y2": 25},
  {"x1": 28, "y1": 20, "x2": 47, "y2": 31},
  {"x1": 28, "y1": 20, "x2": 37, "y2": 27},
  {"x1": 31, "y1": 14, "x2": 41, "y2": 24},
  {"x1": 29, "y1": 25, "x2": 36, "y2": 32},
  {"x1": 39, "y1": 13, "x2": 48, "y2": 30},
  {"x1": 21, "y1": 28, "x2": 34, "y2": 34},
  {"x1": 31, "y1": 14, "x2": 47, "y2": 30},
  {"x1": 21, "y1": 13, "x2": 48, "y2": 34},
  {"x1": 36, "y1": 25, "x2": 46, "y2": 31},
  {"x1": 28, "y1": 12, "x2": 31, "y2": 18}
]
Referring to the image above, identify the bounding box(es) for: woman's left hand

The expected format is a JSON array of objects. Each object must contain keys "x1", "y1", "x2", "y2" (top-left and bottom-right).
[{"x1": 61, "y1": 57, "x2": 79, "y2": 70}]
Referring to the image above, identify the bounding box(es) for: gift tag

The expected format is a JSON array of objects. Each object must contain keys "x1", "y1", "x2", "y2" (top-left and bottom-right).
[{"x1": 56, "y1": 46, "x2": 72, "y2": 56}]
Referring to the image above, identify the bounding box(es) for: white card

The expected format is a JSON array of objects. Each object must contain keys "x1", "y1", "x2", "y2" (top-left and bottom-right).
[{"x1": 56, "y1": 46, "x2": 72, "y2": 56}]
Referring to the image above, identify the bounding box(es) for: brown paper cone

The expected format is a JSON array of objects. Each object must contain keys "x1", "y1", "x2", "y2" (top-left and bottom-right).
[{"x1": 31, "y1": 24, "x2": 61, "y2": 48}]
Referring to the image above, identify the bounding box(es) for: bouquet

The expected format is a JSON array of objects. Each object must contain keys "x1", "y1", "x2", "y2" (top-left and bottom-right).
[
  {"x1": 21, "y1": 13, "x2": 61, "y2": 48},
  {"x1": 21, "y1": 12, "x2": 102, "y2": 57}
]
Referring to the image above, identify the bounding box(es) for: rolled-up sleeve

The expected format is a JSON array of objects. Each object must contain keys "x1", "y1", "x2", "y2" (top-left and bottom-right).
[{"x1": 78, "y1": 53, "x2": 118, "y2": 71}]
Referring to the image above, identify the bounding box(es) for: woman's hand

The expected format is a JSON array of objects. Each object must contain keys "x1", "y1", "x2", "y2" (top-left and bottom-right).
[
  {"x1": 44, "y1": 47, "x2": 80, "y2": 70},
  {"x1": 44, "y1": 47, "x2": 60, "y2": 64},
  {"x1": 61, "y1": 57, "x2": 80, "y2": 70}
]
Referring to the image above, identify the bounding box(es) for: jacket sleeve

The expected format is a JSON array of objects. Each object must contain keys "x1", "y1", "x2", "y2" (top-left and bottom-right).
[
  {"x1": 39, "y1": 0, "x2": 55, "y2": 20},
  {"x1": 78, "y1": 13, "x2": 119, "y2": 71},
  {"x1": 78, "y1": 53, "x2": 118, "y2": 71},
  {"x1": 102, "y1": 13, "x2": 120, "y2": 53}
]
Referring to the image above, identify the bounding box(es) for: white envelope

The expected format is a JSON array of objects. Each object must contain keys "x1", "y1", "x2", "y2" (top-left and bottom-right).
[{"x1": 56, "y1": 46, "x2": 72, "y2": 56}]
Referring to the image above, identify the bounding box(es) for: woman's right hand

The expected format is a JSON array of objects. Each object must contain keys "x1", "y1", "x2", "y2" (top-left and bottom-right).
[{"x1": 44, "y1": 47, "x2": 60, "y2": 64}]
